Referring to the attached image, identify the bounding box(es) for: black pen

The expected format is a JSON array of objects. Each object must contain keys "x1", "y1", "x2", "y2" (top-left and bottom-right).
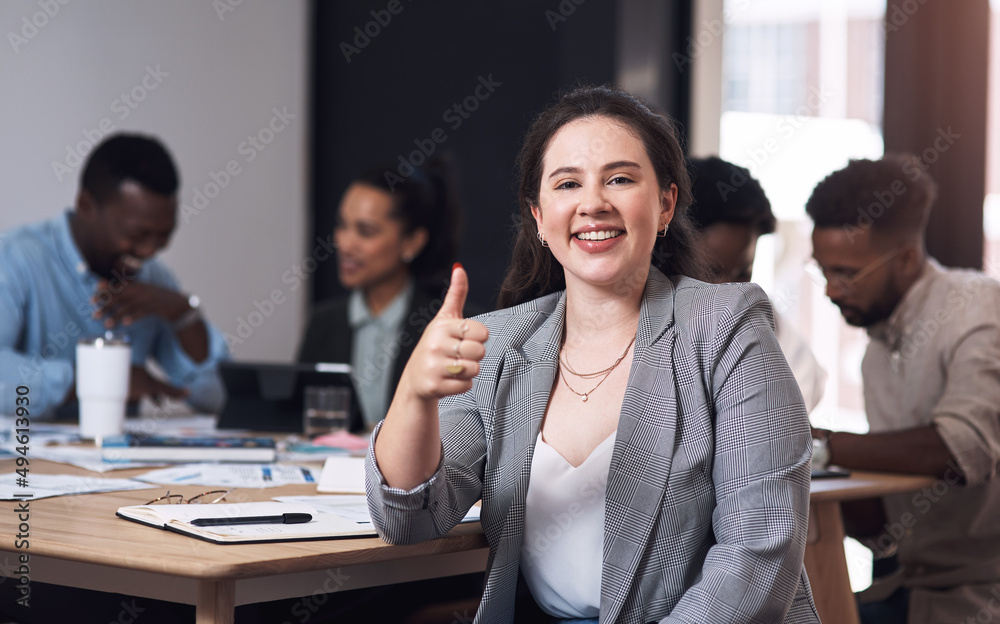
[{"x1": 190, "y1": 513, "x2": 312, "y2": 527}]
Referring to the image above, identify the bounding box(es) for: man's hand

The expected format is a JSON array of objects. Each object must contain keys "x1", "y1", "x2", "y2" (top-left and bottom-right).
[
  {"x1": 128, "y1": 366, "x2": 188, "y2": 404},
  {"x1": 811, "y1": 425, "x2": 960, "y2": 479},
  {"x1": 93, "y1": 280, "x2": 190, "y2": 328}
]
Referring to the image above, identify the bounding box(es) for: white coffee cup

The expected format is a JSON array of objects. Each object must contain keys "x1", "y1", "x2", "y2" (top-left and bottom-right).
[{"x1": 76, "y1": 334, "x2": 132, "y2": 441}]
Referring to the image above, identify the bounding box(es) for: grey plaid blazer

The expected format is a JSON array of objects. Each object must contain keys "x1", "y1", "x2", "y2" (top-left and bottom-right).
[{"x1": 367, "y1": 267, "x2": 820, "y2": 624}]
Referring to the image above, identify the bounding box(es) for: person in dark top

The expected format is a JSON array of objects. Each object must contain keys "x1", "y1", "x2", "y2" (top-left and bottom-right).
[
  {"x1": 297, "y1": 160, "x2": 462, "y2": 429},
  {"x1": 687, "y1": 155, "x2": 776, "y2": 283}
]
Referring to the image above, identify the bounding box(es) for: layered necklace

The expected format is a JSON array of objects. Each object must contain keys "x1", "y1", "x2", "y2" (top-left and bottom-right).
[{"x1": 558, "y1": 333, "x2": 636, "y2": 402}]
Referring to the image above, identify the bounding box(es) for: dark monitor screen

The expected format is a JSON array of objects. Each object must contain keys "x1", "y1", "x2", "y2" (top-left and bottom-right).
[{"x1": 217, "y1": 361, "x2": 362, "y2": 433}]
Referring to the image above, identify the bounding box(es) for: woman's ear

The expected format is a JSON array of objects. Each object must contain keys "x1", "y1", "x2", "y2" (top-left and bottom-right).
[
  {"x1": 530, "y1": 205, "x2": 545, "y2": 241},
  {"x1": 403, "y1": 227, "x2": 429, "y2": 262},
  {"x1": 659, "y1": 184, "x2": 678, "y2": 229}
]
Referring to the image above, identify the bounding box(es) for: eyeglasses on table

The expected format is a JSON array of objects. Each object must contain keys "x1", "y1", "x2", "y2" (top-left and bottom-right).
[{"x1": 144, "y1": 489, "x2": 235, "y2": 505}]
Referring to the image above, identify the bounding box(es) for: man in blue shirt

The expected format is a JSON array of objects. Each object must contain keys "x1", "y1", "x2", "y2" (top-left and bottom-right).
[{"x1": 0, "y1": 133, "x2": 228, "y2": 416}]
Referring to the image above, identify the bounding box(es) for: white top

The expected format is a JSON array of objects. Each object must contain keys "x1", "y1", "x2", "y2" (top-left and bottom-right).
[{"x1": 520, "y1": 430, "x2": 616, "y2": 619}]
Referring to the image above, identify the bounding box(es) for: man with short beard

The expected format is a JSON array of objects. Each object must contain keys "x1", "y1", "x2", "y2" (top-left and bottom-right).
[{"x1": 806, "y1": 153, "x2": 1000, "y2": 624}]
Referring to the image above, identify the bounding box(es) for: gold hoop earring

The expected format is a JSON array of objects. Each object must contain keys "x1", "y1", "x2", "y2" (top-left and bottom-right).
[
  {"x1": 537, "y1": 231, "x2": 549, "y2": 247},
  {"x1": 657, "y1": 224, "x2": 668, "y2": 238}
]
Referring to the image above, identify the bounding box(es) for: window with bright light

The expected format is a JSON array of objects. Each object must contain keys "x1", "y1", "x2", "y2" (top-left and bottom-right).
[
  {"x1": 983, "y1": 3, "x2": 1000, "y2": 278},
  {"x1": 718, "y1": 0, "x2": 889, "y2": 591},
  {"x1": 720, "y1": 0, "x2": 886, "y2": 434}
]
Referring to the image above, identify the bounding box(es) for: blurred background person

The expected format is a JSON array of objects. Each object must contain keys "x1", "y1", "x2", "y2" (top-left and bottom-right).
[
  {"x1": 298, "y1": 160, "x2": 472, "y2": 430},
  {"x1": 688, "y1": 156, "x2": 827, "y2": 412},
  {"x1": 807, "y1": 155, "x2": 1000, "y2": 624},
  {"x1": 0, "y1": 133, "x2": 228, "y2": 417}
]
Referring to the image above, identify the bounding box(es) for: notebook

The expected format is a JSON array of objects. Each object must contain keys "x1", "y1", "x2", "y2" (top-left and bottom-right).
[
  {"x1": 217, "y1": 361, "x2": 363, "y2": 433},
  {"x1": 116, "y1": 501, "x2": 377, "y2": 544}
]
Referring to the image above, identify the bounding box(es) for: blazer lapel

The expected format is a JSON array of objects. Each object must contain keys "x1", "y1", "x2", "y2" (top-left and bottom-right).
[
  {"x1": 491, "y1": 294, "x2": 564, "y2": 546},
  {"x1": 521, "y1": 298, "x2": 563, "y2": 443},
  {"x1": 602, "y1": 268, "x2": 680, "y2": 623}
]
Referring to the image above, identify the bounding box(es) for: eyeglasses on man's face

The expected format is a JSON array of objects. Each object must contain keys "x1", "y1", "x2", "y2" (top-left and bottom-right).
[
  {"x1": 145, "y1": 490, "x2": 234, "y2": 505},
  {"x1": 805, "y1": 246, "x2": 908, "y2": 292}
]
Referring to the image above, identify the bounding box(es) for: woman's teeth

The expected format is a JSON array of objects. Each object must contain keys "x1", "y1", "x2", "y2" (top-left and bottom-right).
[{"x1": 575, "y1": 230, "x2": 622, "y2": 241}]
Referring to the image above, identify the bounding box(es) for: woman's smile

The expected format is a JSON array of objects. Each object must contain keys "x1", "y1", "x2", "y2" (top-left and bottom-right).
[
  {"x1": 572, "y1": 228, "x2": 624, "y2": 253},
  {"x1": 532, "y1": 116, "x2": 675, "y2": 289}
]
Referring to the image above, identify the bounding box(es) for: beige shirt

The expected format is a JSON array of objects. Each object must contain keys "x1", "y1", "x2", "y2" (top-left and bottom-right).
[{"x1": 862, "y1": 259, "x2": 1000, "y2": 617}]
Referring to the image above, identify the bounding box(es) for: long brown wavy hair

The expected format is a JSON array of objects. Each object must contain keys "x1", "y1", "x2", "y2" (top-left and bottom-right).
[{"x1": 497, "y1": 85, "x2": 710, "y2": 309}]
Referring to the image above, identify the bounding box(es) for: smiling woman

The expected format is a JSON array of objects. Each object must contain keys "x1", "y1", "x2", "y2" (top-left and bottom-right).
[
  {"x1": 498, "y1": 87, "x2": 709, "y2": 307},
  {"x1": 367, "y1": 85, "x2": 821, "y2": 623},
  {"x1": 297, "y1": 159, "x2": 464, "y2": 429},
  {"x1": 531, "y1": 117, "x2": 678, "y2": 300}
]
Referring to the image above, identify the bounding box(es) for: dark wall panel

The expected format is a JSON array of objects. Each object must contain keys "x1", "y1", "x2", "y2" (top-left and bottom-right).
[
  {"x1": 312, "y1": 0, "x2": 618, "y2": 309},
  {"x1": 883, "y1": 0, "x2": 990, "y2": 269}
]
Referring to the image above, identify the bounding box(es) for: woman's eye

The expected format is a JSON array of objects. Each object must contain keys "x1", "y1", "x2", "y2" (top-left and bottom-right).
[
  {"x1": 555, "y1": 180, "x2": 580, "y2": 190},
  {"x1": 608, "y1": 176, "x2": 633, "y2": 185}
]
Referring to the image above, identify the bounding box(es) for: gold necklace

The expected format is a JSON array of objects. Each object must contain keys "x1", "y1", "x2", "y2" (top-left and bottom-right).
[
  {"x1": 558, "y1": 334, "x2": 636, "y2": 402},
  {"x1": 560, "y1": 334, "x2": 636, "y2": 379}
]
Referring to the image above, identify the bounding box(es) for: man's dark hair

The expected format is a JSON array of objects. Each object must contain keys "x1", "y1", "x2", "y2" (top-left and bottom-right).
[
  {"x1": 805, "y1": 153, "x2": 938, "y2": 241},
  {"x1": 687, "y1": 156, "x2": 776, "y2": 234},
  {"x1": 80, "y1": 133, "x2": 180, "y2": 203}
]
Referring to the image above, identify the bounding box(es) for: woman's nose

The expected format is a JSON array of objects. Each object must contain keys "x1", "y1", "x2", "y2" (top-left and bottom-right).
[{"x1": 577, "y1": 181, "x2": 609, "y2": 215}]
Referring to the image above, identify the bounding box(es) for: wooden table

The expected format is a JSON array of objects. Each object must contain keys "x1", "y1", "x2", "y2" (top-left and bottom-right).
[
  {"x1": 805, "y1": 470, "x2": 935, "y2": 624},
  {"x1": 0, "y1": 460, "x2": 933, "y2": 624},
  {"x1": 0, "y1": 459, "x2": 489, "y2": 624}
]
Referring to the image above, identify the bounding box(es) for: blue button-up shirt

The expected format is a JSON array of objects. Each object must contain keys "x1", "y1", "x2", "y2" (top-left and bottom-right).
[
  {"x1": 0, "y1": 211, "x2": 229, "y2": 416},
  {"x1": 348, "y1": 280, "x2": 413, "y2": 428}
]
